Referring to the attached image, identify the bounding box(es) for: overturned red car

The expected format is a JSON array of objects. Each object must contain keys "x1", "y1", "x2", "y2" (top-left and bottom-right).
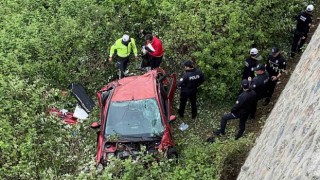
[{"x1": 91, "y1": 68, "x2": 177, "y2": 165}]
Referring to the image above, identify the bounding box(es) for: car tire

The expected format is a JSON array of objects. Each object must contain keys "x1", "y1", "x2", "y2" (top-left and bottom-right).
[{"x1": 167, "y1": 147, "x2": 178, "y2": 162}]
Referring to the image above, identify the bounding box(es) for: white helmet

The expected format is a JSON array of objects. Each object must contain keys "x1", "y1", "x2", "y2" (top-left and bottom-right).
[
  {"x1": 122, "y1": 34, "x2": 130, "y2": 42},
  {"x1": 306, "y1": 5, "x2": 314, "y2": 12},
  {"x1": 250, "y1": 48, "x2": 258, "y2": 55}
]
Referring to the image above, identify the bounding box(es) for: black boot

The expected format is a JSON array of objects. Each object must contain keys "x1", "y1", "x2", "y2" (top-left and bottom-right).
[
  {"x1": 213, "y1": 129, "x2": 225, "y2": 136},
  {"x1": 263, "y1": 97, "x2": 270, "y2": 106}
]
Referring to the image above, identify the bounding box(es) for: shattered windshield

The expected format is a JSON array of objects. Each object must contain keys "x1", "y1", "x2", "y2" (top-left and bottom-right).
[{"x1": 105, "y1": 98, "x2": 164, "y2": 139}]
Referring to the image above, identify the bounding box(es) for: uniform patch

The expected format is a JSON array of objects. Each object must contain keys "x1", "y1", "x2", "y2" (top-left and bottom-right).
[
  {"x1": 300, "y1": 16, "x2": 307, "y2": 22},
  {"x1": 189, "y1": 75, "x2": 200, "y2": 80}
]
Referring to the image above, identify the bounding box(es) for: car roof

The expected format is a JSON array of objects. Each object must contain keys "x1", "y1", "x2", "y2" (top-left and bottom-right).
[{"x1": 110, "y1": 70, "x2": 158, "y2": 101}]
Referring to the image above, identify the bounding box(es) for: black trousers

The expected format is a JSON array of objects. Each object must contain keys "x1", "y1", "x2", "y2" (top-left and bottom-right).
[
  {"x1": 141, "y1": 54, "x2": 150, "y2": 68},
  {"x1": 116, "y1": 56, "x2": 129, "y2": 78},
  {"x1": 248, "y1": 101, "x2": 258, "y2": 119},
  {"x1": 178, "y1": 93, "x2": 197, "y2": 119},
  {"x1": 150, "y1": 56, "x2": 163, "y2": 69},
  {"x1": 291, "y1": 33, "x2": 308, "y2": 56},
  {"x1": 220, "y1": 113, "x2": 249, "y2": 139},
  {"x1": 265, "y1": 79, "x2": 278, "y2": 99}
]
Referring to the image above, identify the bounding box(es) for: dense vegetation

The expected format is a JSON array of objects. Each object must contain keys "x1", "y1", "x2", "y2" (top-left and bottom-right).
[{"x1": 0, "y1": 0, "x2": 316, "y2": 179}]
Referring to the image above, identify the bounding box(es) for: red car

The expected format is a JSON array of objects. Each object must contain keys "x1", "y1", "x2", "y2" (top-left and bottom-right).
[{"x1": 91, "y1": 68, "x2": 177, "y2": 166}]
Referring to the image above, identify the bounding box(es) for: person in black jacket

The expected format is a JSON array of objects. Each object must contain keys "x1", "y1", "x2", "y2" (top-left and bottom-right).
[
  {"x1": 213, "y1": 79, "x2": 257, "y2": 140},
  {"x1": 263, "y1": 47, "x2": 286, "y2": 106},
  {"x1": 291, "y1": 5, "x2": 314, "y2": 57},
  {"x1": 242, "y1": 48, "x2": 263, "y2": 80},
  {"x1": 177, "y1": 60, "x2": 205, "y2": 120},
  {"x1": 249, "y1": 64, "x2": 269, "y2": 99},
  {"x1": 248, "y1": 64, "x2": 269, "y2": 119}
]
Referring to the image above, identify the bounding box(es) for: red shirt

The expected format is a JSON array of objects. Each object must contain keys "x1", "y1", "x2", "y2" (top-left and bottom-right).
[{"x1": 147, "y1": 36, "x2": 164, "y2": 57}]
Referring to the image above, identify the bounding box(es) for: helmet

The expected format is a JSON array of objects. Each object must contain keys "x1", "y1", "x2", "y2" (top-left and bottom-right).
[
  {"x1": 306, "y1": 5, "x2": 314, "y2": 12},
  {"x1": 250, "y1": 48, "x2": 258, "y2": 55},
  {"x1": 122, "y1": 34, "x2": 130, "y2": 42}
]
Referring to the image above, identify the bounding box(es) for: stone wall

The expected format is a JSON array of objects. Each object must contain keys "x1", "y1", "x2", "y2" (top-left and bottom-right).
[{"x1": 238, "y1": 24, "x2": 320, "y2": 180}]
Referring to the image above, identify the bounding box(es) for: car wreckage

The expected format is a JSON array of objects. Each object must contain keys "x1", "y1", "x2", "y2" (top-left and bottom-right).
[{"x1": 91, "y1": 68, "x2": 178, "y2": 166}]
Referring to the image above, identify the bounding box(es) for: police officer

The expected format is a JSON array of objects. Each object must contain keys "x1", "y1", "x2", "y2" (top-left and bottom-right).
[
  {"x1": 213, "y1": 79, "x2": 257, "y2": 140},
  {"x1": 249, "y1": 64, "x2": 269, "y2": 99},
  {"x1": 291, "y1": 5, "x2": 314, "y2": 57},
  {"x1": 242, "y1": 48, "x2": 263, "y2": 80},
  {"x1": 248, "y1": 64, "x2": 269, "y2": 119},
  {"x1": 177, "y1": 60, "x2": 205, "y2": 120},
  {"x1": 264, "y1": 47, "x2": 286, "y2": 106},
  {"x1": 109, "y1": 34, "x2": 138, "y2": 78}
]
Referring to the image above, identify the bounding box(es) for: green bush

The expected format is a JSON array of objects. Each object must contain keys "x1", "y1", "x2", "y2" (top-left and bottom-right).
[{"x1": 0, "y1": 0, "x2": 306, "y2": 99}]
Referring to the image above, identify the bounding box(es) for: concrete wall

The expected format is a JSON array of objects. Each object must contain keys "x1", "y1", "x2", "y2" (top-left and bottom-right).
[{"x1": 238, "y1": 25, "x2": 320, "y2": 180}]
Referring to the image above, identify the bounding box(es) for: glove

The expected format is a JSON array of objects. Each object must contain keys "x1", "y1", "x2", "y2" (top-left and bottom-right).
[{"x1": 141, "y1": 46, "x2": 147, "y2": 55}]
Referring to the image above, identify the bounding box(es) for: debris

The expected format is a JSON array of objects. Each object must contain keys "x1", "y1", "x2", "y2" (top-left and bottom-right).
[
  {"x1": 68, "y1": 83, "x2": 95, "y2": 113},
  {"x1": 49, "y1": 108, "x2": 78, "y2": 125},
  {"x1": 179, "y1": 122, "x2": 189, "y2": 131},
  {"x1": 73, "y1": 105, "x2": 89, "y2": 120}
]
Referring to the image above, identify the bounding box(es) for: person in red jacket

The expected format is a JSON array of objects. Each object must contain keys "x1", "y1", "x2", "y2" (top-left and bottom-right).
[{"x1": 144, "y1": 34, "x2": 164, "y2": 69}]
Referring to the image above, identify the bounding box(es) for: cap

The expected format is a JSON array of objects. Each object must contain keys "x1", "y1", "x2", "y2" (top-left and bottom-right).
[
  {"x1": 184, "y1": 60, "x2": 194, "y2": 68},
  {"x1": 271, "y1": 47, "x2": 279, "y2": 54},
  {"x1": 241, "y1": 79, "x2": 249, "y2": 89},
  {"x1": 250, "y1": 48, "x2": 258, "y2": 55},
  {"x1": 254, "y1": 64, "x2": 266, "y2": 71},
  {"x1": 122, "y1": 34, "x2": 130, "y2": 42},
  {"x1": 307, "y1": 5, "x2": 314, "y2": 12}
]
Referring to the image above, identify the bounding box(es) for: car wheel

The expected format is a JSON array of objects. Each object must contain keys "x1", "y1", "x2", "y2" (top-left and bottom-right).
[{"x1": 167, "y1": 147, "x2": 178, "y2": 162}]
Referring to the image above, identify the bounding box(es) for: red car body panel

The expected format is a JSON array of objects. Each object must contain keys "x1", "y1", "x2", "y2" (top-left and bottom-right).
[
  {"x1": 94, "y1": 68, "x2": 177, "y2": 164},
  {"x1": 111, "y1": 72, "x2": 158, "y2": 101}
]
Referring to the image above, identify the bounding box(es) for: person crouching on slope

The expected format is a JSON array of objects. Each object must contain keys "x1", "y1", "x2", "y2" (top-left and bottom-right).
[{"x1": 213, "y1": 79, "x2": 257, "y2": 140}]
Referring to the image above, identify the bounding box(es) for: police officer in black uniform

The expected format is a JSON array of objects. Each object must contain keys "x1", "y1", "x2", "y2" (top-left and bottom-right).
[
  {"x1": 177, "y1": 60, "x2": 205, "y2": 120},
  {"x1": 242, "y1": 48, "x2": 263, "y2": 80},
  {"x1": 291, "y1": 4, "x2": 314, "y2": 57},
  {"x1": 213, "y1": 79, "x2": 257, "y2": 140},
  {"x1": 248, "y1": 64, "x2": 269, "y2": 119},
  {"x1": 264, "y1": 47, "x2": 286, "y2": 106},
  {"x1": 249, "y1": 64, "x2": 269, "y2": 99}
]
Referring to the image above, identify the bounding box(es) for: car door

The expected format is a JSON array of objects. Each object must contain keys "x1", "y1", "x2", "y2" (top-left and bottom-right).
[
  {"x1": 157, "y1": 72, "x2": 176, "y2": 117},
  {"x1": 165, "y1": 73, "x2": 176, "y2": 102}
]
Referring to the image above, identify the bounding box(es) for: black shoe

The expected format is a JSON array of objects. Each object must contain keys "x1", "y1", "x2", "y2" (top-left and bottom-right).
[
  {"x1": 178, "y1": 110, "x2": 184, "y2": 118},
  {"x1": 206, "y1": 136, "x2": 215, "y2": 143},
  {"x1": 213, "y1": 129, "x2": 225, "y2": 136},
  {"x1": 248, "y1": 114, "x2": 255, "y2": 120},
  {"x1": 263, "y1": 98, "x2": 270, "y2": 106}
]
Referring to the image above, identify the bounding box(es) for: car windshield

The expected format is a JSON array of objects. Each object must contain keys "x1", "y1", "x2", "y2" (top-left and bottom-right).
[{"x1": 105, "y1": 98, "x2": 164, "y2": 139}]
